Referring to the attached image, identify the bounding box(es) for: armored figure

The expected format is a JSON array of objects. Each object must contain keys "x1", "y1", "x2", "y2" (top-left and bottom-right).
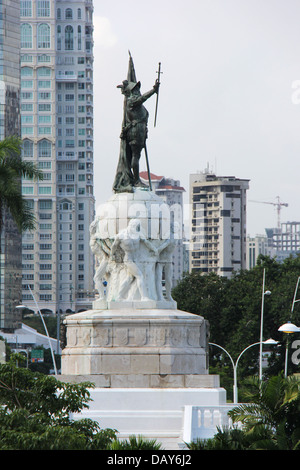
[{"x1": 113, "y1": 54, "x2": 159, "y2": 192}]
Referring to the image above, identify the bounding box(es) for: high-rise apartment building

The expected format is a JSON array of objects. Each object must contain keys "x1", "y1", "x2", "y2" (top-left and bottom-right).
[
  {"x1": 189, "y1": 171, "x2": 249, "y2": 278},
  {"x1": 265, "y1": 221, "x2": 300, "y2": 262},
  {"x1": 20, "y1": 0, "x2": 95, "y2": 315},
  {"x1": 0, "y1": 0, "x2": 22, "y2": 330},
  {"x1": 140, "y1": 171, "x2": 185, "y2": 286},
  {"x1": 246, "y1": 234, "x2": 271, "y2": 270}
]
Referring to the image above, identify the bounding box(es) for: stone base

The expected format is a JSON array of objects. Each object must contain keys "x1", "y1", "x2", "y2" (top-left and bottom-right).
[
  {"x1": 59, "y1": 373, "x2": 220, "y2": 389},
  {"x1": 92, "y1": 299, "x2": 177, "y2": 310},
  {"x1": 67, "y1": 387, "x2": 227, "y2": 450},
  {"x1": 61, "y1": 308, "x2": 210, "y2": 387}
]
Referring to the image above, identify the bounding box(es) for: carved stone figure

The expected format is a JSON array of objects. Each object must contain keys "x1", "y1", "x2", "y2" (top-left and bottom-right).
[
  {"x1": 90, "y1": 218, "x2": 111, "y2": 299},
  {"x1": 110, "y1": 219, "x2": 158, "y2": 301}
]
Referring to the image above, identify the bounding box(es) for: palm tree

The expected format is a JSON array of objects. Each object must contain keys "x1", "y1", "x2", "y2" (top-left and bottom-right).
[
  {"x1": 229, "y1": 374, "x2": 300, "y2": 450},
  {"x1": 0, "y1": 136, "x2": 43, "y2": 232}
]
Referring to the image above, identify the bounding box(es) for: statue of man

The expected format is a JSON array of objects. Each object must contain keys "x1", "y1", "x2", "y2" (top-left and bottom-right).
[{"x1": 113, "y1": 61, "x2": 159, "y2": 192}]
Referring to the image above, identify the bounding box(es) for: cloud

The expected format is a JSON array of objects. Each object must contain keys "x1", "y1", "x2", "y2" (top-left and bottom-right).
[{"x1": 93, "y1": 16, "x2": 117, "y2": 48}]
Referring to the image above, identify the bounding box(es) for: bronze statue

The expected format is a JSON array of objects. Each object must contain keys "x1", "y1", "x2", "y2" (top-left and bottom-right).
[{"x1": 113, "y1": 53, "x2": 160, "y2": 193}]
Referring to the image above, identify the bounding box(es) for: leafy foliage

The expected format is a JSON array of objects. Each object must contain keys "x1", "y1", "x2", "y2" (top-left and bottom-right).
[
  {"x1": 229, "y1": 374, "x2": 300, "y2": 450},
  {"x1": 0, "y1": 136, "x2": 43, "y2": 232},
  {"x1": 108, "y1": 435, "x2": 162, "y2": 450},
  {"x1": 0, "y1": 362, "x2": 162, "y2": 450},
  {"x1": 186, "y1": 375, "x2": 300, "y2": 450},
  {"x1": 0, "y1": 362, "x2": 117, "y2": 450},
  {"x1": 172, "y1": 255, "x2": 300, "y2": 385}
]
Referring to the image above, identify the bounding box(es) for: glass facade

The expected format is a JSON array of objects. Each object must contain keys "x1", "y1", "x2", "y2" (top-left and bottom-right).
[
  {"x1": 0, "y1": 0, "x2": 22, "y2": 330},
  {"x1": 20, "y1": 0, "x2": 95, "y2": 315}
]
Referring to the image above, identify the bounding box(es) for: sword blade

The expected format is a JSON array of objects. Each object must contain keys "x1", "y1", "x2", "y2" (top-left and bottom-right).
[{"x1": 154, "y1": 62, "x2": 162, "y2": 127}]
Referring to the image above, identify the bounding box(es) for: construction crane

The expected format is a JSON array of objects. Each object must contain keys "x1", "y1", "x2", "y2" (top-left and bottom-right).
[{"x1": 249, "y1": 196, "x2": 288, "y2": 229}]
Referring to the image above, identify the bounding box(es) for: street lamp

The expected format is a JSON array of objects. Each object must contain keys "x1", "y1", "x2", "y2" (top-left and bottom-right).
[
  {"x1": 210, "y1": 339, "x2": 278, "y2": 403},
  {"x1": 259, "y1": 268, "x2": 271, "y2": 381},
  {"x1": 17, "y1": 285, "x2": 57, "y2": 375},
  {"x1": 291, "y1": 277, "x2": 300, "y2": 314},
  {"x1": 278, "y1": 321, "x2": 300, "y2": 377}
]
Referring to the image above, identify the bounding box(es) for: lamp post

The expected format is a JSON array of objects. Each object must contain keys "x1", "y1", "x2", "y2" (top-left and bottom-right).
[
  {"x1": 291, "y1": 276, "x2": 300, "y2": 316},
  {"x1": 278, "y1": 321, "x2": 300, "y2": 377},
  {"x1": 209, "y1": 339, "x2": 278, "y2": 403},
  {"x1": 17, "y1": 286, "x2": 57, "y2": 375},
  {"x1": 259, "y1": 268, "x2": 271, "y2": 381}
]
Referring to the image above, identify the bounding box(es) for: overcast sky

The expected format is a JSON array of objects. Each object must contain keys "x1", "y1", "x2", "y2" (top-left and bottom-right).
[{"x1": 92, "y1": 0, "x2": 300, "y2": 237}]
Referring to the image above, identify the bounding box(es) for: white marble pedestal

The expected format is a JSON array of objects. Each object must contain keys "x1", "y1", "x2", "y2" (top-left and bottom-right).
[
  {"x1": 61, "y1": 307, "x2": 213, "y2": 387},
  {"x1": 60, "y1": 306, "x2": 226, "y2": 449}
]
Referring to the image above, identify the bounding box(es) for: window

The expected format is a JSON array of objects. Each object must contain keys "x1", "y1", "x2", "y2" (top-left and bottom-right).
[
  {"x1": 21, "y1": 1, "x2": 32, "y2": 17},
  {"x1": 39, "y1": 187, "x2": 52, "y2": 195},
  {"x1": 21, "y1": 67, "x2": 33, "y2": 77},
  {"x1": 38, "y1": 115, "x2": 51, "y2": 123},
  {"x1": 37, "y1": 1, "x2": 50, "y2": 17},
  {"x1": 21, "y1": 127, "x2": 34, "y2": 136},
  {"x1": 21, "y1": 92, "x2": 33, "y2": 100},
  {"x1": 38, "y1": 92, "x2": 51, "y2": 100},
  {"x1": 39, "y1": 104, "x2": 51, "y2": 111},
  {"x1": 40, "y1": 284, "x2": 52, "y2": 290},
  {"x1": 22, "y1": 186, "x2": 34, "y2": 195},
  {"x1": 39, "y1": 200, "x2": 52, "y2": 209},
  {"x1": 21, "y1": 80, "x2": 33, "y2": 89},
  {"x1": 21, "y1": 23, "x2": 32, "y2": 49},
  {"x1": 37, "y1": 24, "x2": 50, "y2": 48},
  {"x1": 38, "y1": 139, "x2": 51, "y2": 158},
  {"x1": 77, "y1": 8, "x2": 81, "y2": 19},
  {"x1": 37, "y1": 67, "x2": 51, "y2": 77},
  {"x1": 65, "y1": 8, "x2": 73, "y2": 19},
  {"x1": 38, "y1": 162, "x2": 51, "y2": 169},
  {"x1": 21, "y1": 103, "x2": 33, "y2": 111},
  {"x1": 21, "y1": 115, "x2": 33, "y2": 124},
  {"x1": 65, "y1": 105, "x2": 74, "y2": 114},
  {"x1": 22, "y1": 140, "x2": 34, "y2": 158},
  {"x1": 65, "y1": 83, "x2": 74, "y2": 90},
  {"x1": 40, "y1": 294, "x2": 52, "y2": 301},
  {"x1": 57, "y1": 25, "x2": 61, "y2": 50},
  {"x1": 65, "y1": 25, "x2": 74, "y2": 50},
  {"x1": 38, "y1": 54, "x2": 50, "y2": 63},
  {"x1": 38, "y1": 80, "x2": 51, "y2": 88},
  {"x1": 21, "y1": 54, "x2": 33, "y2": 63},
  {"x1": 78, "y1": 25, "x2": 81, "y2": 50},
  {"x1": 38, "y1": 127, "x2": 51, "y2": 135}
]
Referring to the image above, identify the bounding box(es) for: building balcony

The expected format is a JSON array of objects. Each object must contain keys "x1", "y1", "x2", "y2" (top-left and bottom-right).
[{"x1": 56, "y1": 71, "x2": 77, "y2": 81}]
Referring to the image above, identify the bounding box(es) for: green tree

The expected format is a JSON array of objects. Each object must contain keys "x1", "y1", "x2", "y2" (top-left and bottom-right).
[
  {"x1": 172, "y1": 256, "x2": 300, "y2": 382},
  {"x1": 229, "y1": 374, "x2": 300, "y2": 450},
  {"x1": 186, "y1": 375, "x2": 300, "y2": 450},
  {"x1": 108, "y1": 435, "x2": 162, "y2": 450},
  {"x1": 0, "y1": 135, "x2": 43, "y2": 232},
  {"x1": 0, "y1": 362, "x2": 117, "y2": 450},
  {"x1": 186, "y1": 427, "x2": 255, "y2": 450}
]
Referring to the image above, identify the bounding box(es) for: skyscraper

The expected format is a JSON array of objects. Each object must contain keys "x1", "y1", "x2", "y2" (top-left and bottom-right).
[
  {"x1": 20, "y1": 0, "x2": 95, "y2": 315},
  {"x1": 0, "y1": 0, "x2": 22, "y2": 330},
  {"x1": 190, "y1": 170, "x2": 249, "y2": 278},
  {"x1": 265, "y1": 222, "x2": 300, "y2": 262}
]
